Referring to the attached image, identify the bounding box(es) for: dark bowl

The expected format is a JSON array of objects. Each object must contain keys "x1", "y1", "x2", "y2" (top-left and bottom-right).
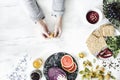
[{"x1": 43, "y1": 52, "x2": 78, "y2": 80}]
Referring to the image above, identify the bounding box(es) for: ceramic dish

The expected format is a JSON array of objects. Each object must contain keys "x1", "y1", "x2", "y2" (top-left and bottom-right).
[
  {"x1": 43, "y1": 52, "x2": 78, "y2": 80},
  {"x1": 84, "y1": 8, "x2": 103, "y2": 25},
  {"x1": 86, "y1": 24, "x2": 120, "y2": 59}
]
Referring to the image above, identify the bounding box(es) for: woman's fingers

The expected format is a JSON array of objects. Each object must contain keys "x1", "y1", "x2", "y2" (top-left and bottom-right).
[
  {"x1": 54, "y1": 29, "x2": 59, "y2": 37},
  {"x1": 54, "y1": 29, "x2": 58, "y2": 37},
  {"x1": 43, "y1": 28, "x2": 62, "y2": 38},
  {"x1": 54, "y1": 28, "x2": 62, "y2": 37},
  {"x1": 58, "y1": 29, "x2": 62, "y2": 37},
  {"x1": 42, "y1": 33, "x2": 47, "y2": 38},
  {"x1": 42, "y1": 31, "x2": 50, "y2": 38}
]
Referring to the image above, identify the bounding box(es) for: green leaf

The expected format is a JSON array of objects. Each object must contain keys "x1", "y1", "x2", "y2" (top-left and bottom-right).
[
  {"x1": 80, "y1": 70, "x2": 84, "y2": 74},
  {"x1": 103, "y1": 0, "x2": 120, "y2": 31},
  {"x1": 105, "y1": 36, "x2": 120, "y2": 58},
  {"x1": 85, "y1": 68, "x2": 90, "y2": 73},
  {"x1": 111, "y1": 75, "x2": 116, "y2": 79}
]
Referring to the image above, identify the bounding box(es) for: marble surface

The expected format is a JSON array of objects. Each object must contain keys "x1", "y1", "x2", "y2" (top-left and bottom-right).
[{"x1": 0, "y1": 0, "x2": 120, "y2": 80}]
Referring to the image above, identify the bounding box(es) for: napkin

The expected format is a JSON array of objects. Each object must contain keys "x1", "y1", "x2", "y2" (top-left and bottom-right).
[{"x1": 6, "y1": 54, "x2": 31, "y2": 80}]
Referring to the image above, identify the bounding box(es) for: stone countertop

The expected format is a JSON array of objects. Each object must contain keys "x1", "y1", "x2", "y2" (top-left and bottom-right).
[{"x1": 0, "y1": 0, "x2": 120, "y2": 80}]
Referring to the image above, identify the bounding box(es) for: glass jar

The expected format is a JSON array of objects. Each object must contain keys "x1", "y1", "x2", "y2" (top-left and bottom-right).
[{"x1": 30, "y1": 70, "x2": 42, "y2": 80}]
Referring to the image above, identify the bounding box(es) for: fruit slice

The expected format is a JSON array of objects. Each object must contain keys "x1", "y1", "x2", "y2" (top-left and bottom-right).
[
  {"x1": 33, "y1": 58, "x2": 43, "y2": 69},
  {"x1": 61, "y1": 55, "x2": 74, "y2": 68},
  {"x1": 68, "y1": 63, "x2": 76, "y2": 71},
  {"x1": 63, "y1": 63, "x2": 74, "y2": 70},
  {"x1": 69, "y1": 63, "x2": 77, "y2": 73},
  {"x1": 63, "y1": 63, "x2": 77, "y2": 73}
]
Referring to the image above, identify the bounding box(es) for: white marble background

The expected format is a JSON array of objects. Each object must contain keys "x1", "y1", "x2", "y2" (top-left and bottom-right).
[{"x1": 0, "y1": 0, "x2": 120, "y2": 80}]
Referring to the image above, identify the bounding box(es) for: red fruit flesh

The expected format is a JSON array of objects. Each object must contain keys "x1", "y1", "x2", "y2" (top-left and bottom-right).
[
  {"x1": 69, "y1": 63, "x2": 77, "y2": 73},
  {"x1": 63, "y1": 63, "x2": 74, "y2": 70},
  {"x1": 62, "y1": 63, "x2": 77, "y2": 73},
  {"x1": 61, "y1": 55, "x2": 74, "y2": 68}
]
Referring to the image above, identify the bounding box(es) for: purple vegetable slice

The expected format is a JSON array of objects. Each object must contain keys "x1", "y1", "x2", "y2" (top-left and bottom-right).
[{"x1": 48, "y1": 67, "x2": 67, "y2": 80}]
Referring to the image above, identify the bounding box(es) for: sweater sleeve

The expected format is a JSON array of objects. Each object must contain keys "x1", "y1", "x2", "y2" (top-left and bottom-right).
[
  {"x1": 22, "y1": 0, "x2": 45, "y2": 22},
  {"x1": 52, "y1": 0, "x2": 65, "y2": 17}
]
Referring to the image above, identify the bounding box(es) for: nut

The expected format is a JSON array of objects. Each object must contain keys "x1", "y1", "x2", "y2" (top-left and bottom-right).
[{"x1": 79, "y1": 52, "x2": 85, "y2": 58}]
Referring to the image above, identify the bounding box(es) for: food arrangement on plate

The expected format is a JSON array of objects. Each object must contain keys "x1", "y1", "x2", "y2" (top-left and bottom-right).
[
  {"x1": 86, "y1": 23, "x2": 120, "y2": 59},
  {"x1": 43, "y1": 52, "x2": 78, "y2": 80},
  {"x1": 86, "y1": 24, "x2": 114, "y2": 58}
]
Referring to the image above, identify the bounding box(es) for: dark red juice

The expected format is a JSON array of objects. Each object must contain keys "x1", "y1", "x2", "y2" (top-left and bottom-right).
[{"x1": 86, "y1": 11, "x2": 99, "y2": 24}]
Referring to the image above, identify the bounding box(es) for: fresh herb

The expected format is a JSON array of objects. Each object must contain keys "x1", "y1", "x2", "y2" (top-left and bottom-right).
[
  {"x1": 105, "y1": 36, "x2": 120, "y2": 58},
  {"x1": 103, "y1": 0, "x2": 120, "y2": 31},
  {"x1": 111, "y1": 75, "x2": 116, "y2": 80},
  {"x1": 85, "y1": 67, "x2": 90, "y2": 73}
]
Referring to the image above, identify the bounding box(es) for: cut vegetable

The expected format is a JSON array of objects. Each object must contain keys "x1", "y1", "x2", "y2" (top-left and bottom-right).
[
  {"x1": 48, "y1": 67, "x2": 66, "y2": 80},
  {"x1": 97, "y1": 48, "x2": 113, "y2": 58}
]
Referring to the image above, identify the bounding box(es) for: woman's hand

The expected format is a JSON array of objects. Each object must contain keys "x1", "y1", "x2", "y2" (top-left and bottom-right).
[
  {"x1": 38, "y1": 20, "x2": 50, "y2": 38},
  {"x1": 54, "y1": 16, "x2": 63, "y2": 37}
]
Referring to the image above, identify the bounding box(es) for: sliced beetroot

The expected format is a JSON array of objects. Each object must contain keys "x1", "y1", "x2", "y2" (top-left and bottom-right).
[{"x1": 97, "y1": 48, "x2": 113, "y2": 58}]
